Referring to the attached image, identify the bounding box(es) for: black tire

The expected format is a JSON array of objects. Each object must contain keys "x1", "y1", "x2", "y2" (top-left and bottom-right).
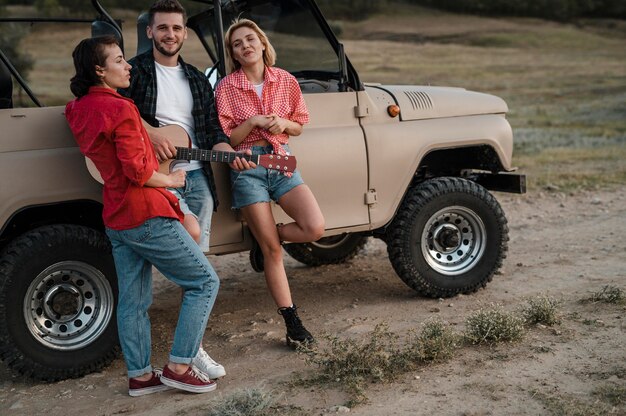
[
  {"x1": 0, "y1": 224, "x2": 119, "y2": 381},
  {"x1": 283, "y1": 234, "x2": 368, "y2": 266},
  {"x1": 387, "y1": 177, "x2": 508, "y2": 298}
]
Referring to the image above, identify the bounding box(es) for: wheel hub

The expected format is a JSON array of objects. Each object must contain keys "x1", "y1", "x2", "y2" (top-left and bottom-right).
[
  {"x1": 421, "y1": 207, "x2": 486, "y2": 276},
  {"x1": 432, "y1": 225, "x2": 461, "y2": 252},
  {"x1": 24, "y1": 261, "x2": 114, "y2": 350},
  {"x1": 44, "y1": 284, "x2": 82, "y2": 322}
]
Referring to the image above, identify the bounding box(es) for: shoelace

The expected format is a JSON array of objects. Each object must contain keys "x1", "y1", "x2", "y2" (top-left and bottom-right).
[
  {"x1": 279, "y1": 308, "x2": 304, "y2": 329},
  {"x1": 197, "y1": 348, "x2": 219, "y2": 366},
  {"x1": 190, "y1": 365, "x2": 212, "y2": 382}
]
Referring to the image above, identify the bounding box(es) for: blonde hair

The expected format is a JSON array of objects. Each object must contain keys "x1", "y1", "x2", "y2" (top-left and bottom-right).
[{"x1": 224, "y1": 18, "x2": 276, "y2": 74}]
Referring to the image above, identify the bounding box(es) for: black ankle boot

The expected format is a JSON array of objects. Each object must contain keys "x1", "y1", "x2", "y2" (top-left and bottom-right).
[{"x1": 278, "y1": 305, "x2": 314, "y2": 347}]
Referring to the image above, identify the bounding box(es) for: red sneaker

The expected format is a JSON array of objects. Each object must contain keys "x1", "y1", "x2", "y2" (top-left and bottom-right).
[
  {"x1": 128, "y1": 369, "x2": 172, "y2": 397},
  {"x1": 160, "y1": 364, "x2": 217, "y2": 393}
]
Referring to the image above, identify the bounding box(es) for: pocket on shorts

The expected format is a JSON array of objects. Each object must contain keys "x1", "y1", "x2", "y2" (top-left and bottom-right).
[
  {"x1": 121, "y1": 221, "x2": 152, "y2": 243},
  {"x1": 230, "y1": 169, "x2": 241, "y2": 186}
]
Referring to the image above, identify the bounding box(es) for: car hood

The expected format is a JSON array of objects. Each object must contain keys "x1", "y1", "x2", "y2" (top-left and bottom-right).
[{"x1": 367, "y1": 85, "x2": 508, "y2": 121}]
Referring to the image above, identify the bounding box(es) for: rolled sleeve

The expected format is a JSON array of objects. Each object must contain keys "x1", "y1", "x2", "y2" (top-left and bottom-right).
[
  {"x1": 215, "y1": 85, "x2": 236, "y2": 138},
  {"x1": 111, "y1": 114, "x2": 155, "y2": 186},
  {"x1": 289, "y1": 77, "x2": 309, "y2": 125}
]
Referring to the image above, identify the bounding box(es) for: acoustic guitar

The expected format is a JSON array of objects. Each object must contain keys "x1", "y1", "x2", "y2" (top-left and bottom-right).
[{"x1": 85, "y1": 124, "x2": 297, "y2": 185}]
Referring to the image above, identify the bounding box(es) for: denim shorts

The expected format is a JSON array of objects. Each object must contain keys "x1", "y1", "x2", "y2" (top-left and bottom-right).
[{"x1": 230, "y1": 145, "x2": 304, "y2": 209}]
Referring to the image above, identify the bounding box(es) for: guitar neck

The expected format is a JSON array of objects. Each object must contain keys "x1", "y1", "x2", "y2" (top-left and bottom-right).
[{"x1": 175, "y1": 147, "x2": 259, "y2": 164}]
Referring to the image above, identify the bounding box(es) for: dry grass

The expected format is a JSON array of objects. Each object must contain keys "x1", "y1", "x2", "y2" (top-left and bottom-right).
[
  {"x1": 464, "y1": 304, "x2": 526, "y2": 344},
  {"x1": 298, "y1": 320, "x2": 459, "y2": 405},
  {"x1": 583, "y1": 285, "x2": 626, "y2": 305},
  {"x1": 180, "y1": 387, "x2": 307, "y2": 416},
  {"x1": 531, "y1": 388, "x2": 624, "y2": 416},
  {"x1": 521, "y1": 295, "x2": 562, "y2": 326}
]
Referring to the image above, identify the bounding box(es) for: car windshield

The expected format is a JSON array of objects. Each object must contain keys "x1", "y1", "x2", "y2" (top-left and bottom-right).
[{"x1": 191, "y1": 0, "x2": 340, "y2": 79}]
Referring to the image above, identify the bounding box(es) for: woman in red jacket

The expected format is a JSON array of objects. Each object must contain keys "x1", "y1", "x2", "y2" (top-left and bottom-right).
[{"x1": 66, "y1": 36, "x2": 217, "y2": 396}]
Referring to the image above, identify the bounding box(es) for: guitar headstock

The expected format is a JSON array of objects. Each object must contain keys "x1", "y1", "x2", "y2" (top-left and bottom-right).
[{"x1": 258, "y1": 154, "x2": 297, "y2": 173}]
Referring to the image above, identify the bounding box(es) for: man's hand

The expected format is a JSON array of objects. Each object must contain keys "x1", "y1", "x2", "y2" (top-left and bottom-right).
[
  {"x1": 231, "y1": 149, "x2": 257, "y2": 171},
  {"x1": 142, "y1": 120, "x2": 176, "y2": 162},
  {"x1": 150, "y1": 130, "x2": 177, "y2": 162}
]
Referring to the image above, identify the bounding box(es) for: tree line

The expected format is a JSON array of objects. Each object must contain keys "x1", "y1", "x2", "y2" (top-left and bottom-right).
[
  {"x1": 319, "y1": 0, "x2": 625, "y2": 21},
  {"x1": 404, "y1": 0, "x2": 626, "y2": 21}
]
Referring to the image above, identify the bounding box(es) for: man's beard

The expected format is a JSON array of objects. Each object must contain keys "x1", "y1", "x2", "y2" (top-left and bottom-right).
[{"x1": 154, "y1": 40, "x2": 183, "y2": 57}]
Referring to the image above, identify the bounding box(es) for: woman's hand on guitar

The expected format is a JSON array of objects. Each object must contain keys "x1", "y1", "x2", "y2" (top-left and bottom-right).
[
  {"x1": 231, "y1": 149, "x2": 256, "y2": 172},
  {"x1": 145, "y1": 169, "x2": 185, "y2": 188},
  {"x1": 167, "y1": 170, "x2": 186, "y2": 188}
]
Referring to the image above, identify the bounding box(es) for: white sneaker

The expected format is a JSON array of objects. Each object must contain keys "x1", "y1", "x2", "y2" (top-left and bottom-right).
[{"x1": 192, "y1": 347, "x2": 226, "y2": 379}]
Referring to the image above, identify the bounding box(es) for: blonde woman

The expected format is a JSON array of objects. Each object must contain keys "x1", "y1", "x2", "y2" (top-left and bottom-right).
[{"x1": 215, "y1": 18, "x2": 324, "y2": 347}]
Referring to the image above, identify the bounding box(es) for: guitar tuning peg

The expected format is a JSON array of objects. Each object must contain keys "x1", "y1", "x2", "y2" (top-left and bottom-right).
[{"x1": 276, "y1": 165, "x2": 281, "y2": 170}]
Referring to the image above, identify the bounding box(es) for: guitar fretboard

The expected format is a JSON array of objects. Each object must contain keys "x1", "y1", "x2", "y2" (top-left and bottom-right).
[{"x1": 176, "y1": 147, "x2": 260, "y2": 164}]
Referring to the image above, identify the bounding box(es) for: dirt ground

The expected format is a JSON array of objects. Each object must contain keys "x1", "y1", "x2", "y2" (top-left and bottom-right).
[{"x1": 1, "y1": 186, "x2": 625, "y2": 415}]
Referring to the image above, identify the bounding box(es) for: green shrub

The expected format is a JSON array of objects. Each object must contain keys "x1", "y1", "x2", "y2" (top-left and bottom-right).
[
  {"x1": 205, "y1": 388, "x2": 276, "y2": 416},
  {"x1": 300, "y1": 321, "x2": 460, "y2": 404},
  {"x1": 522, "y1": 295, "x2": 562, "y2": 326},
  {"x1": 585, "y1": 285, "x2": 625, "y2": 305},
  {"x1": 464, "y1": 305, "x2": 525, "y2": 344},
  {"x1": 406, "y1": 319, "x2": 459, "y2": 362},
  {"x1": 303, "y1": 323, "x2": 404, "y2": 385}
]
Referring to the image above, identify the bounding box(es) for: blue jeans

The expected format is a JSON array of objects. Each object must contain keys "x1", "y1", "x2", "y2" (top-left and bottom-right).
[
  {"x1": 106, "y1": 217, "x2": 219, "y2": 378},
  {"x1": 168, "y1": 168, "x2": 214, "y2": 252},
  {"x1": 230, "y1": 145, "x2": 304, "y2": 209}
]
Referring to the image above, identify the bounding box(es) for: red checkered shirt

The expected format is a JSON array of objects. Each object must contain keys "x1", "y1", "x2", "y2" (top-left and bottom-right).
[{"x1": 215, "y1": 66, "x2": 309, "y2": 155}]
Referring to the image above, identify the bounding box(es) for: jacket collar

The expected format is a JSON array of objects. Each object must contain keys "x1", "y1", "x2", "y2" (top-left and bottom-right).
[
  {"x1": 87, "y1": 86, "x2": 132, "y2": 102},
  {"x1": 226, "y1": 66, "x2": 278, "y2": 90}
]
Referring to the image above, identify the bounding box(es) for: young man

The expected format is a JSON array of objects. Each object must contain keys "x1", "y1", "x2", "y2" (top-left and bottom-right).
[{"x1": 119, "y1": 0, "x2": 252, "y2": 379}]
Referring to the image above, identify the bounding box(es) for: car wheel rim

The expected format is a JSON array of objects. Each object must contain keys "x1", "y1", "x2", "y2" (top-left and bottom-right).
[
  {"x1": 310, "y1": 234, "x2": 352, "y2": 249},
  {"x1": 23, "y1": 261, "x2": 114, "y2": 351},
  {"x1": 421, "y1": 206, "x2": 486, "y2": 276}
]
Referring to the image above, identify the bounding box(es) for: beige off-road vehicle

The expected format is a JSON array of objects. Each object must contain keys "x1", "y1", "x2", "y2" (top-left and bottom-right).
[{"x1": 0, "y1": 0, "x2": 525, "y2": 381}]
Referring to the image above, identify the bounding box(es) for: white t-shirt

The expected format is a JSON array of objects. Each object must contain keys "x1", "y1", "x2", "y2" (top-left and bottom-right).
[
  {"x1": 253, "y1": 82, "x2": 264, "y2": 99},
  {"x1": 155, "y1": 61, "x2": 202, "y2": 171}
]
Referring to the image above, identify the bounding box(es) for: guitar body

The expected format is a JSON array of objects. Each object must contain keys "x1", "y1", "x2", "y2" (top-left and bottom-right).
[
  {"x1": 84, "y1": 124, "x2": 296, "y2": 185},
  {"x1": 155, "y1": 125, "x2": 192, "y2": 175}
]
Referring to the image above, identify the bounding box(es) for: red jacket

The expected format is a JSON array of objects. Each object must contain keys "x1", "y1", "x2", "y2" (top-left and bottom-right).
[{"x1": 66, "y1": 87, "x2": 183, "y2": 230}]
